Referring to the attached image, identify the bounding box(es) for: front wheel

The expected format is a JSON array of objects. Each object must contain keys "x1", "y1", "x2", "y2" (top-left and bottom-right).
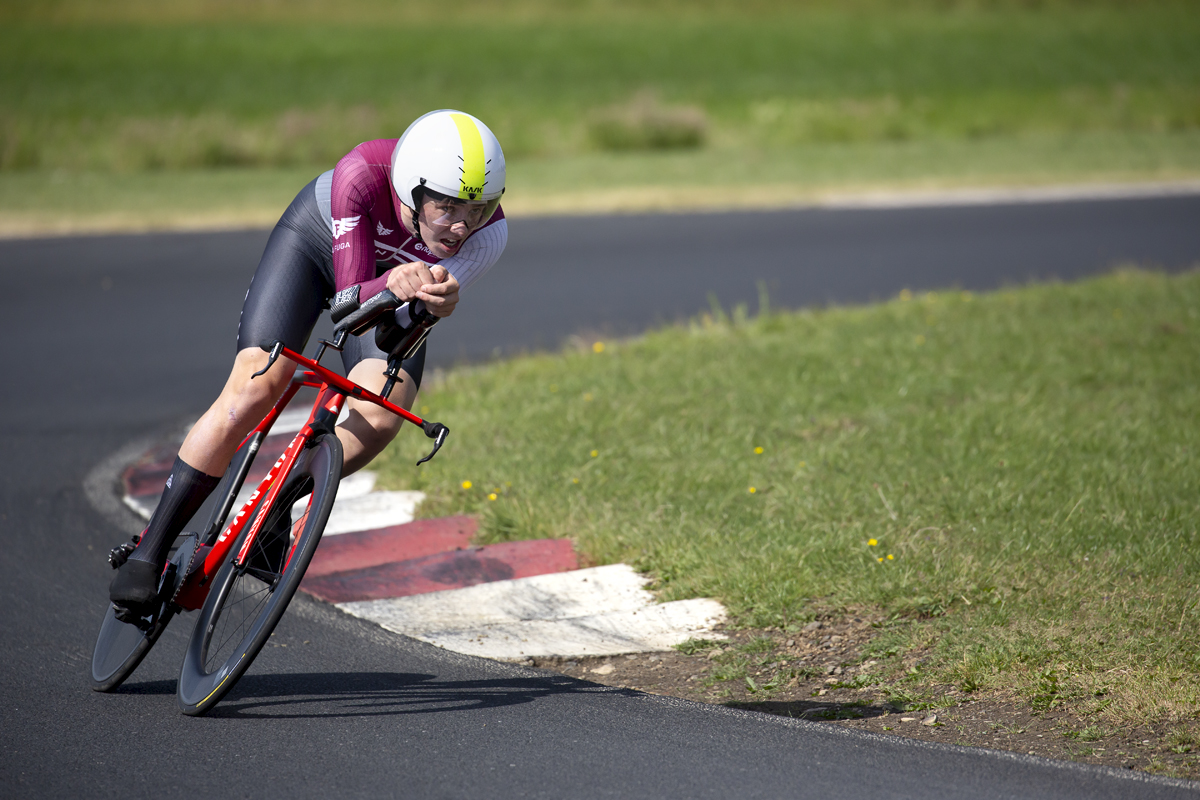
[{"x1": 176, "y1": 433, "x2": 341, "y2": 716}]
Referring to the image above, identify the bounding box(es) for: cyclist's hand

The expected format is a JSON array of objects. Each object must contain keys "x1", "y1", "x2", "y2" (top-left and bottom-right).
[
  {"x1": 385, "y1": 261, "x2": 435, "y2": 302},
  {"x1": 416, "y1": 265, "x2": 459, "y2": 318}
]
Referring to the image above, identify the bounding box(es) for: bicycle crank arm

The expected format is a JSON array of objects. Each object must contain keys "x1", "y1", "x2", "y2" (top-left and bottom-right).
[{"x1": 417, "y1": 421, "x2": 449, "y2": 465}]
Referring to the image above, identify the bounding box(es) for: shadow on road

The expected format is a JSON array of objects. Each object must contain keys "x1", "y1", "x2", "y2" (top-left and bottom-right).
[{"x1": 117, "y1": 671, "x2": 625, "y2": 719}]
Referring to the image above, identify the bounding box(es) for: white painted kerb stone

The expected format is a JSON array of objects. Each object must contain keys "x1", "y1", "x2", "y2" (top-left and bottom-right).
[
  {"x1": 338, "y1": 564, "x2": 727, "y2": 660},
  {"x1": 125, "y1": 469, "x2": 425, "y2": 536},
  {"x1": 316, "y1": 489, "x2": 425, "y2": 536}
]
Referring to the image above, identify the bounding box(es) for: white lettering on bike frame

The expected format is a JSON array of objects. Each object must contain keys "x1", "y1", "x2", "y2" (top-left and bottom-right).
[
  {"x1": 211, "y1": 431, "x2": 303, "y2": 565},
  {"x1": 204, "y1": 381, "x2": 348, "y2": 577},
  {"x1": 234, "y1": 432, "x2": 307, "y2": 566}
]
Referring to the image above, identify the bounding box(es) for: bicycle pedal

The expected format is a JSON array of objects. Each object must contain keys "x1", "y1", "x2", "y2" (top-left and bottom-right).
[{"x1": 111, "y1": 602, "x2": 154, "y2": 631}]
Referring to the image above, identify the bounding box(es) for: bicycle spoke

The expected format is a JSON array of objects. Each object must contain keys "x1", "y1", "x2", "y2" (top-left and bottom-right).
[
  {"x1": 205, "y1": 573, "x2": 273, "y2": 670},
  {"x1": 202, "y1": 513, "x2": 294, "y2": 670},
  {"x1": 213, "y1": 579, "x2": 269, "y2": 649}
]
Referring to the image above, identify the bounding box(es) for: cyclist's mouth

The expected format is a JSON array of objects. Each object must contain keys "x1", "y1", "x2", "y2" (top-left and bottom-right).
[{"x1": 438, "y1": 236, "x2": 463, "y2": 254}]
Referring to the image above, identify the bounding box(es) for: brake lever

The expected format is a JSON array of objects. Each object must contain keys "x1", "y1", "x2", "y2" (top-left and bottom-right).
[
  {"x1": 253, "y1": 341, "x2": 284, "y2": 378},
  {"x1": 416, "y1": 421, "x2": 449, "y2": 465}
]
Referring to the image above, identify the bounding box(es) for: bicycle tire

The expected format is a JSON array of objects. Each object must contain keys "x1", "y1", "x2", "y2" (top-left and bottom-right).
[
  {"x1": 90, "y1": 534, "x2": 199, "y2": 692},
  {"x1": 176, "y1": 433, "x2": 341, "y2": 716}
]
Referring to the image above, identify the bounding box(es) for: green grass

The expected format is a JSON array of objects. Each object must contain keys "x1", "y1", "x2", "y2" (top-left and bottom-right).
[
  {"x1": 0, "y1": 167, "x2": 314, "y2": 235},
  {"x1": 2, "y1": 0, "x2": 1198, "y2": 210},
  {"x1": 374, "y1": 268, "x2": 1200, "y2": 726},
  {"x1": 4, "y1": 128, "x2": 1200, "y2": 235}
]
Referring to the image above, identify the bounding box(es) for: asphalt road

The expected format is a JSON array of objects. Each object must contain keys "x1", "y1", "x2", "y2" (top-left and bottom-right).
[{"x1": 2, "y1": 195, "x2": 1199, "y2": 799}]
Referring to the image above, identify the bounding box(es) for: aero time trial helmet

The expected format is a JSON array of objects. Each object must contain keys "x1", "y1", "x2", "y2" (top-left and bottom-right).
[{"x1": 391, "y1": 110, "x2": 506, "y2": 227}]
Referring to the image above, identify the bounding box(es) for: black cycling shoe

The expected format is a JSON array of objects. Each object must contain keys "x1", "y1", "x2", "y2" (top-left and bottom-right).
[{"x1": 108, "y1": 558, "x2": 163, "y2": 619}]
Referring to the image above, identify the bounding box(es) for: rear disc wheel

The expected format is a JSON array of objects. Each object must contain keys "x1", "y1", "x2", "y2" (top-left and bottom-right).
[{"x1": 90, "y1": 534, "x2": 199, "y2": 692}]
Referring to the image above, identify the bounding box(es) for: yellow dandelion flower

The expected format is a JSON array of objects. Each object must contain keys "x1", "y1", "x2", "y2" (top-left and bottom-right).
[
  {"x1": 422, "y1": 406, "x2": 430, "y2": 414},
  {"x1": 461, "y1": 480, "x2": 472, "y2": 490},
  {"x1": 868, "y1": 539, "x2": 878, "y2": 546},
  {"x1": 797, "y1": 461, "x2": 806, "y2": 469},
  {"x1": 754, "y1": 446, "x2": 764, "y2": 454},
  {"x1": 877, "y1": 557, "x2": 885, "y2": 563},
  {"x1": 488, "y1": 493, "x2": 498, "y2": 501},
  {"x1": 590, "y1": 450, "x2": 599, "y2": 458},
  {"x1": 899, "y1": 289, "x2": 913, "y2": 301},
  {"x1": 593, "y1": 341, "x2": 605, "y2": 353},
  {"x1": 748, "y1": 486, "x2": 757, "y2": 494},
  {"x1": 887, "y1": 554, "x2": 895, "y2": 560},
  {"x1": 583, "y1": 393, "x2": 593, "y2": 402},
  {"x1": 572, "y1": 478, "x2": 580, "y2": 484}
]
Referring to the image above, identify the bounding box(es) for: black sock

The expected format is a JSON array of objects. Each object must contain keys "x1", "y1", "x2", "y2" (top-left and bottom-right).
[{"x1": 129, "y1": 456, "x2": 221, "y2": 568}]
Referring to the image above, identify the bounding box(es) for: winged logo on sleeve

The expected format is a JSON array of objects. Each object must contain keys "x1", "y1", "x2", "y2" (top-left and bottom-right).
[{"x1": 332, "y1": 215, "x2": 362, "y2": 239}]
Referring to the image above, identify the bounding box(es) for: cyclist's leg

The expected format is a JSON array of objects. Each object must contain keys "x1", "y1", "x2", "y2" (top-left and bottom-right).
[
  {"x1": 107, "y1": 457, "x2": 223, "y2": 611},
  {"x1": 110, "y1": 214, "x2": 330, "y2": 613},
  {"x1": 176, "y1": 347, "x2": 295, "y2": 475},
  {"x1": 335, "y1": 334, "x2": 427, "y2": 476}
]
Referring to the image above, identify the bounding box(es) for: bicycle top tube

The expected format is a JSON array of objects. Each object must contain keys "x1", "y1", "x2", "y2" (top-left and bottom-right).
[
  {"x1": 259, "y1": 339, "x2": 448, "y2": 465},
  {"x1": 271, "y1": 343, "x2": 424, "y2": 427}
]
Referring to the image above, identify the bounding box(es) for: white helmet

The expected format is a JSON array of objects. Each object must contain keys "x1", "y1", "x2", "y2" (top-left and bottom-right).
[{"x1": 391, "y1": 110, "x2": 505, "y2": 221}]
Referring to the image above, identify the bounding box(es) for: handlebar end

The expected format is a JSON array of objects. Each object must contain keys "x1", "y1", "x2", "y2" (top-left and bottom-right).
[{"x1": 416, "y1": 421, "x2": 449, "y2": 466}]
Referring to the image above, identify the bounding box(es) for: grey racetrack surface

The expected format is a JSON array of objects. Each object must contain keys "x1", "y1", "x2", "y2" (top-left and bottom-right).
[{"x1": 1, "y1": 195, "x2": 1198, "y2": 798}]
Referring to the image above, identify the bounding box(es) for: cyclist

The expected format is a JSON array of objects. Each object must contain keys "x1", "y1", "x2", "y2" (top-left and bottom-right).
[{"x1": 109, "y1": 109, "x2": 507, "y2": 616}]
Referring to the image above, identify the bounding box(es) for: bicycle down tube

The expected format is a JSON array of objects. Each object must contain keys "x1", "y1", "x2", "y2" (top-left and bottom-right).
[{"x1": 173, "y1": 379, "x2": 332, "y2": 607}]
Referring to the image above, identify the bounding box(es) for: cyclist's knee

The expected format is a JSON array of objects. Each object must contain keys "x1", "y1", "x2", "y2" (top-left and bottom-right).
[
  {"x1": 224, "y1": 348, "x2": 290, "y2": 420},
  {"x1": 353, "y1": 402, "x2": 404, "y2": 445}
]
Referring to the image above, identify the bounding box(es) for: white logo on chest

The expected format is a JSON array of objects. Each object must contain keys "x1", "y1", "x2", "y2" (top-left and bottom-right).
[{"x1": 376, "y1": 221, "x2": 394, "y2": 236}]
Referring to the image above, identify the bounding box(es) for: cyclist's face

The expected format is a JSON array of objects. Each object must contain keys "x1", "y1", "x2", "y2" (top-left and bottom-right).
[{"x1": 418, "y1": 196, "x2": 489, "y2": 257}]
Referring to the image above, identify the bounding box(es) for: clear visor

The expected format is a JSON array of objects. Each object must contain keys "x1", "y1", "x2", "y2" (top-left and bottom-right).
[{"x1": 423, "y1": 196, "x2": 492, "y2": 229}]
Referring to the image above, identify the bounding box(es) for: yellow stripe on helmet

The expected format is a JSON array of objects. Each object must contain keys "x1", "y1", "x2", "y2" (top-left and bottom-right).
[{"x1": 450, "y1": 113, "x2": 487, "y2": 201}]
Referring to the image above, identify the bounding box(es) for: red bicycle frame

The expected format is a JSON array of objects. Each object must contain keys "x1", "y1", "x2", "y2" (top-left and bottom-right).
[{"x1": 172, "y1": 343, "x2": 444, "y2": 611}]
